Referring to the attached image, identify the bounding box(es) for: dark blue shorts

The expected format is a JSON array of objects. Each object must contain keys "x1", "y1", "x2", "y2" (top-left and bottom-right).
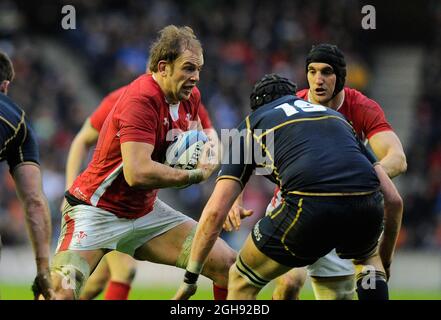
[{"x1": 252, "y1": 191, "x2": 384, "y2": 268}]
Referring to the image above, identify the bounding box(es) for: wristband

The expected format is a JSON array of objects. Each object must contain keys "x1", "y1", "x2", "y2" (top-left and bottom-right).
[
  {"x1": 183, "y1": 270, "x2": 199, "y2": 284},
  {"x1": 188, "y1": 169, "x2": 204, "y2": 184},
  {"x1": 184, "y1": 260, "x2": 203, "y2": 284}
]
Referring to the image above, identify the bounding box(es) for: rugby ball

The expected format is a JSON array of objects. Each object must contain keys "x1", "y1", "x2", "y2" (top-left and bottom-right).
[{"x1": 165, "y1": 130, "x2": 208, "y2": 170}]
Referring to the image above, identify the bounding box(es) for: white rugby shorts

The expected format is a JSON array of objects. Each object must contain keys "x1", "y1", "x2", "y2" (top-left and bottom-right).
[{"x1": 56, "y1": 198, "x2": 192, "y2": 256}]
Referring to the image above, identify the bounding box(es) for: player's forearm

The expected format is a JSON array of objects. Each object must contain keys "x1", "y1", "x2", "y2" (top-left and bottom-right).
[
  {"x1": 188, "y1": 181, "x2": 241, "y2": 272},
  {"x1": 379, "y1": 152, "x2": 407, "y2": 178},
  {"x1": 124, "y1": 160, "x2": 198, "y2": 189},
  {"x1": 65, "y1": 137, "x2": 90, "y2": 189},
  {"x1": 233, "y1": 192, "x2": 244, "y2": 207},
  {"x1": 24, "y1": 197, "x2": 52, "y2": 270},
  {"x1": 188, "y1": 209, "x2": 227, "y2": 274},
  {"x1": 374, "y1": 164, "x2": 403, "y2": 266},
  {"x1": 379, "y1": 197, "x2": 403, "y2": 266}
]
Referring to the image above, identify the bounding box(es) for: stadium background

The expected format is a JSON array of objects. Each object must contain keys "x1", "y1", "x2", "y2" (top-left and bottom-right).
[{"x1": 0, "y1": 0, "x2": 440, "y2": 299}]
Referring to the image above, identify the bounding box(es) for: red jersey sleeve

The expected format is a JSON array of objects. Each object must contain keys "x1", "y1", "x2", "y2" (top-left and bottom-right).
[
  {"x1": 295, "y1": 89, "x2": 308, "y2": 100},
  {"x1": 198, "y1": 103, "x2": 213, "y2": 129},
  {"x1": 118, "y1": 97, "x2": 158, "y2": 146},
  {"x1": 90, "y1": 86, "x2": 127, "y2": 131},
  {"x1": 357, "y1": 96, "x2": 393, "y2": 139}
]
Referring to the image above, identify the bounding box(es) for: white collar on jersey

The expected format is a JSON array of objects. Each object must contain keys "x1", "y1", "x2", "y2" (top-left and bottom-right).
[
  {"x1": 307, "y1": 89, "x2": 345, "y2": 111},
  {"x1": 151, "y1": 73, "x2": 181, "y2": 121},
  {"x1": 169, "y1": 103, "x2": 180, "y2": 121}
]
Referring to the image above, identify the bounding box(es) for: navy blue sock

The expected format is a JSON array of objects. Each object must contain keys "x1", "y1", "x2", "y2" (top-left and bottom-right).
[{"x1": 356, "y1": 270, "x2": 389, "y2": 300}]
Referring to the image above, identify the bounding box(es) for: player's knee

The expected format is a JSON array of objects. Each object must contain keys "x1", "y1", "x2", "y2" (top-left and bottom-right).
[
  {"x1": 273, "y1": 271, "x2": 305, "y2": 300},
  {"x1": 228, "y1": 264, "x2": 245, "y2": 292},
  {"x1": 281, "y1": 269, "x2": 306, "y2": 289},
  {"x1": 311, "y1": 275, "x2": 355, "y2": 300},
  {"x1": 121, "y1": 265, "x2": 137, "y2": 283},
  {"x1": 210, "y1": 246, "x2": 236, "y2": 284},
  {"x1": 202, "y1": 254, "x2": 234, "y2": 287},
  {"x1": 51, "y1": 251, "x2": 91, "y2": 300},
  {"x1": 50, "y1": 272, "x2": 76, "y2": 300},
  {"x1": 222, "y1": 248, "x2": 237, "y2": 271},
  {"x1": 198, "y1": 240, "x2": 235, "y2": 286}
]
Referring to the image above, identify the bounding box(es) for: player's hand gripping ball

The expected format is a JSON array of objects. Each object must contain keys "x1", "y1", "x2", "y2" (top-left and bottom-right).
[{"x1": 164, "y1": 130, "x2": 208, "y2": 170}]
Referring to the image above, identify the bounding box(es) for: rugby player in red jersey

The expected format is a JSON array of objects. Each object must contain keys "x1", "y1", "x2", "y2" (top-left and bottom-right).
[
  {"x1": 50, "y1": 25, "x2": 235, "y2": 300},
  {"x1": 65, "y1": 85, "x2": 216, "y2": 300},
  {"x1": 224, "y1": 44, "x2": 406, "y2": 300}
]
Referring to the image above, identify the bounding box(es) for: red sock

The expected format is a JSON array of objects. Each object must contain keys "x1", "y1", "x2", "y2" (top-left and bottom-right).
[
  {"x1": 104, "y1": 281, "x2": 131, "y2": 300},
  {"x1": 213, "y1": 284, "x2": 228, "y2": 300}
]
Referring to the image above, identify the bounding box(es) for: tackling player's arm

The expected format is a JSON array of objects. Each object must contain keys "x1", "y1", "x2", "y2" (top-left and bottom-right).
[
  {"x1": 121, "y1": 141, "x2": 213, "y2": 189},
  {"x1": 13, "y1": 163, "x2": 54, "y2": 299},
  {"x1": 198, "y1": 103, "x2": 221, "y2": 171},
  {"x1": 174, "y1": 179, "x2": 242, "y2": 300},
  {"x1": 373, "y1": 163, "x2": 403, "y2": 280},
  {"x1": 369, "y1": 131, "x2": 407, "y2": 178},
  {"x1": 65, "y1": 118, "x2": 99, "y2": 189},
  {"x1": 174, "y1": 117, "x2": 254, "y2": 299}
]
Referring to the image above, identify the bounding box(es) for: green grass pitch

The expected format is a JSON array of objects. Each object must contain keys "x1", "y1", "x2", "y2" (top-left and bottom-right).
[{"x1": 1, "y1": 283, "x2": 441, "y2": 300}]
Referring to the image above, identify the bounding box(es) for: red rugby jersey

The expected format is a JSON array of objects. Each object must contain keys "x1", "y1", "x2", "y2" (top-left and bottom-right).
[
  {"x1": 90, "y1": 85, "x2": 212, "y2": 131},
  {"x1": 270, "y1": 87, "x2": 394, "y2": 205},
  {"x1": 69, "y1": 74, "x2": 204, "y2": 218},
  {"x1": 297, "y1": 87, "x2": 393, "y2": 141}
]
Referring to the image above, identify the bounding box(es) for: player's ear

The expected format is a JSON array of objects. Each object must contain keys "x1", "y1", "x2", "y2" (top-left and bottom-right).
[
  {"x1": 157, "y1": 60, "x2": 168, "y2": 76},
  {"x1": 0, "y1": 80, "x2": 10, "y2": 94}
]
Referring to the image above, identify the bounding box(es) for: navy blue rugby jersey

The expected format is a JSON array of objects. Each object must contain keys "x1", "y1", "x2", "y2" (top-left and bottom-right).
[
  {"x1": 0, "y1": 92, "x2": 39, "y2": 172},
  {"x1": 217, "y1": 95, "x2": 379, "y2": 196}
]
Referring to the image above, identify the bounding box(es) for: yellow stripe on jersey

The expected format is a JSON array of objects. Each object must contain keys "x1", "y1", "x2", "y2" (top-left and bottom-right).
[
  {"x1": 255, "y1": 115, "x2": 352, "y2": 140},
  {"x1": 251, "y1": 128, "x2": 283, "y2": 188},
  {"x1": 287, "y1": 190, "x2": 377, "y2": 197},
  {"x1": 0, "y1": 115, "x2": 17, "y2": 130},
  {"x1": 0, "y1": 111, "x2": 25, "y2": 156},
  {"x1": 270, "y1": 202, "x2": 286, "y2": 220},
  {"x1": 282, "y1": 198, "x2": 303, "y2": 257}
]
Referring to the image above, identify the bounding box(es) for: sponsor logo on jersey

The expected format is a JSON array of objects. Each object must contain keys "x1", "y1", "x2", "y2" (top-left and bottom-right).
[
  {"x1": 73, "y1": 187, "x2": 88, "y2": 202},
  {"x1": 253, "y1": 222, "x2": 262, "y2": 242}
]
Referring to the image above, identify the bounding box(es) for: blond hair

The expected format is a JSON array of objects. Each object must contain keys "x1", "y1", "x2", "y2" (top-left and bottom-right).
[{"x1": 148, "y1": 25, "x2": 202, "y2": 72}]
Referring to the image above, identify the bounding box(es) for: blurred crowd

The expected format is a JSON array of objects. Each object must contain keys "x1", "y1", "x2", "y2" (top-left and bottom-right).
[
  {"x1": 401, "y1": 1, "x2": 441, "y2": 248},
  {"x1": 0, "y1": 0, "x2": 438, "y2": 250}
]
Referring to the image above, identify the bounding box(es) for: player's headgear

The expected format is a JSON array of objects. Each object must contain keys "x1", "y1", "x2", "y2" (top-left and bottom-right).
[
  {"x1": 250, "y1": 74, "x2": 297, "y2": 110},
  {"x1": 306, "y1": 43, "x2": 346, "y2": 97}
]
